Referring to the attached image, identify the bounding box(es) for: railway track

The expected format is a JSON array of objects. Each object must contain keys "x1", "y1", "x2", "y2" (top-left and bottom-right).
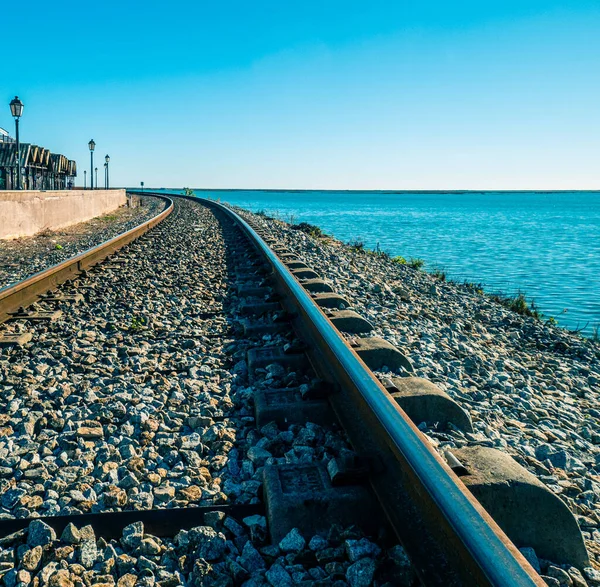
[
  {"x1": 0, "y1": 195, "x2": 173, "y2": 326},
  {"x1": 0, "y1": 193, "x2": 590, "y2": 586}
]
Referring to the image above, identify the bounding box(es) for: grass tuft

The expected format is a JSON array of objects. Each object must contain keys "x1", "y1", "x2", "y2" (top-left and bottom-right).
[
  {"x1": 291, "y1": 222, "x2": 326, "y2": 238},
  {"x1": 346, "y1": 238, "x2": 365, "y2": 252},
  {"x1": 490, "y1": 292, "x2": 541, "y2": 319},
  {"x1": 463, "y1": 281, "x2": 485, "y2": 295},
  {"x1": 129, "y1": 315, "x2": 147, "y2": 331}
]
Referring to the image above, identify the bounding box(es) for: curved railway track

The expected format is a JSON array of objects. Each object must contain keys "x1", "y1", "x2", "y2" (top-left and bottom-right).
[
  {"x1": 0, "y1": 195, "x2": 173, "y2": 325},
  {"x1": 0, "y1": 192, "x2": 579, "y2": 586}
]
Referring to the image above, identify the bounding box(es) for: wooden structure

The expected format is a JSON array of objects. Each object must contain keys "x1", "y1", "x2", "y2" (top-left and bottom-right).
[{"x1": 0, "y1": 141, "x2": 77, "y2": 190}]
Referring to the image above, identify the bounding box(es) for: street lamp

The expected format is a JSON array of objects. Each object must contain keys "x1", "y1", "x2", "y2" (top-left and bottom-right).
[
  {"x1": 95, "y1": 167, "x2": 98, "y2": 189},
  {"x1": 105, "y1": 154, "x2": 110, "y2": 189},
  {"x1": 9, "y1": 96, "x2": 24, "y2": 190},
  {"x1": 88, "y1": 139, "x2": 95, "y2": 189},
  {"x1": 84, "y1": 170, "x2": 87, "y2": 189},
  {"x1": 104, "y1": 162, "x2": 108, "y2": 189}
]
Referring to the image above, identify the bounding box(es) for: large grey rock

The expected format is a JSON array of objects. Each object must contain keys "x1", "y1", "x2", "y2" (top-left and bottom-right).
[
  {"x1": 27, "y1": 520, "x2": 56, "y2": 547},
  {"x1": 346, "y1": 557, "x2": 377, "y2": 587},
  {"x1": 278, "y1": 528, "x2": 305, "y2": 553},
  {"x1": 240, "y1": 541, "x2": 265, "y2": 573},
  {"x1": 345, "y1": 538, "x2": 381, "y2": 562},
  {"x1": 121, "y1": 521, "x2": 144, "y2": 549},
  {"x1": 60, "y1": 523, "x2": 81, "y2": 545},
  {"x1": 265, "y1": 563, "x2": 293, "y2": 587},
  {"x1": 189, "y1": 526, "x2": 227, "y2": 561}
]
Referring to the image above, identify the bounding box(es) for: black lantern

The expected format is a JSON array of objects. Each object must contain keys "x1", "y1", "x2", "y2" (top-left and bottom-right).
[
  {"x1": 105, "y1": 154, "x2": 110, "y2": 189},
  {"x1": 9, "y1": 97, "x2": 24, "y2": 190},
  {"x1": 88, "y1": 139, "x2": 95, "y2": 189},
  {"x1": 9, "y1": 96, "x2": 24, "y2": 118}
]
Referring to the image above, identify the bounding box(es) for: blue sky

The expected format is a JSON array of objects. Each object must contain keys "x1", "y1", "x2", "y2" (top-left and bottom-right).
[{"x1": 3, "y1": 1, "x2": 600, "y2": 189}]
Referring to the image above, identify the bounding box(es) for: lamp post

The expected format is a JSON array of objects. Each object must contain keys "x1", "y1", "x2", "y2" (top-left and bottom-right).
[
  {"x1": 104, "y1": 162, "x2": 108, "y2": 189},
  {"x1": 9, "y1": 96, "x2": 24, "y2": 190},
  {"x1": 95, "y1": 167, "x2": 98, "y2": 189},
  {"x1": 105, "y1": 154, "x2": 110, "y2": 189},
  {"x1": 84, "y1": 170, "x2": 87, "y2": 189},
  {"x1": 88, "y1": 139, "x2": 95, "y2": 189}
]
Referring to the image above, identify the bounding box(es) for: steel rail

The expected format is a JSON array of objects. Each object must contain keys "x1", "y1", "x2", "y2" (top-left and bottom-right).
[
  {"x1": 162, "y1": 193, "x2": 545, "y2": 587},
  {"x1": 0, "y1": 195, "x2": 173, "y2": 323},
  {"x1": 0, "y1": 503, "x2": 263, "y2": 543}
]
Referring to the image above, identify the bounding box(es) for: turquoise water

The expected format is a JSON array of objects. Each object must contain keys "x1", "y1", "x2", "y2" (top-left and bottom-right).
[{"x1": 161, "y1": 190, "x2": 600, "y2": 336}]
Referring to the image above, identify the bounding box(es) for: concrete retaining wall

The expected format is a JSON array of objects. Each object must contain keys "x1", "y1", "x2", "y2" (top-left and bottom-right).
[{"x1": 0, "y1": 189, "x2": 127, "y2": 240}]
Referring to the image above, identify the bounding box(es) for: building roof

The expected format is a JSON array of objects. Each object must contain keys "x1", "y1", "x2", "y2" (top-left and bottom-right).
[
  {"x1": 0, "y1": 142, "x2": 29, "y2": 168},
  {"x1": 0, "y1": 142, "x2": 76, "y2": 175}
]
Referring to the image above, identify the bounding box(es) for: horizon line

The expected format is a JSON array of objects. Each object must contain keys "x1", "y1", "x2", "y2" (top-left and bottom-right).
[{"x1": 138, "y1": 187, "x2": 600, "y2": 194}]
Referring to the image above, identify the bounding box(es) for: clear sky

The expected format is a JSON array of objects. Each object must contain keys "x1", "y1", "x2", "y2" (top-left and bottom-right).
[{"x1": 3, "y1": 1, "x2": 600, "y2": 189}]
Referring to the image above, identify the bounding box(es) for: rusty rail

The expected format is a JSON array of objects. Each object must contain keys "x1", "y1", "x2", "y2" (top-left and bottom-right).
[
  {"x1": 69, "y1": 191, "x2": 544, "y2": 586},
  {"x1": 0, "y1": 195, "x2": 173, "y2": 323},
  {"x1": 155, "y1": 192, "x2": 542, "y2": 587}
]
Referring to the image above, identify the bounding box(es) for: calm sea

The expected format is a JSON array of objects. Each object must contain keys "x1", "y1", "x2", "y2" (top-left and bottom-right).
[{"x1": 160, "y1": 190, "x2": 600, "y2": 336}]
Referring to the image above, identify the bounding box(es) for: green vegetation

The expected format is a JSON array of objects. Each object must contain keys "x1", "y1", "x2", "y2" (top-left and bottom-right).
[
  {"x1": 347, "y1": 241, "x2": 423, "y2": 269},
  {"x1": 291, "y1": 222, "x2": 326, "y2": 238},
  {"x1": 103, "y1": 214, "x2": 118, "y2": 222},
  {"x1": 490, "y1": 292, "x2": 541, "y2": 319},
  {"x1": 431, "y1": 269, "x2": 446, "y2": 281},
  {"x1": 181, "y1": 187, "x2": 195, "y2": 197},
  {"x1": 408, "y1": 258, "x2": 425, "y2": 270},
  {"x1": 129, "y1": 315, "x2": 147, "y2": 331},
  {"x1": 347, "y1": 239, "x2": 365, "y2": 252},
  {"x1": 54, "y1": 243, "x2": 63, "y2": 250},
  {"x1": 389, "y1": 254, "x2": 424, "y2": 270},
  {"x1": 463, "y1": 281, "x2": 485, "y2": 295}
]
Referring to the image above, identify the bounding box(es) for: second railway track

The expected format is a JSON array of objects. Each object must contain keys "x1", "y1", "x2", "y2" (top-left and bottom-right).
[{"x1": 0, "y1": 193, "x2": 593, "y2": 586}]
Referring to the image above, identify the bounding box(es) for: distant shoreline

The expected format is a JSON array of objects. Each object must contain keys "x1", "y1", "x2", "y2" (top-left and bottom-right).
[{"x1": 171, "y1": 188, "x2": 600, "y2": 195}]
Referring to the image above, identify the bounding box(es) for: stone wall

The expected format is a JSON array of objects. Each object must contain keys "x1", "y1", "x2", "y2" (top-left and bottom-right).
[{"x1": 0, "y1": 189, "x2": 127, "y2": 240}]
